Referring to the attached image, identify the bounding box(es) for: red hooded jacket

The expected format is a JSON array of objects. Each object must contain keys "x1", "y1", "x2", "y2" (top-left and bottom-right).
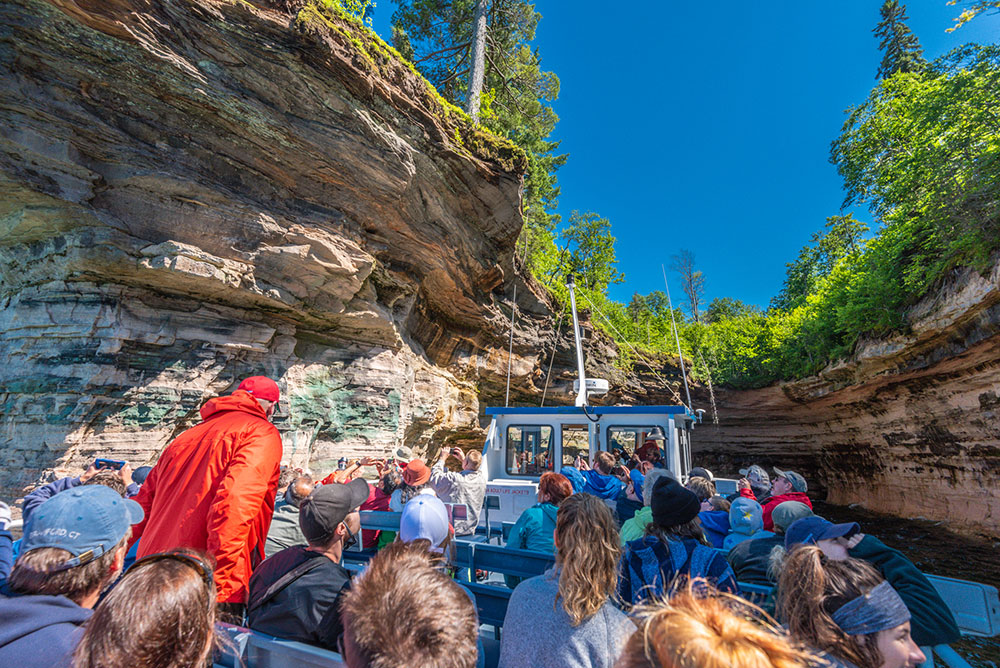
[
  {"x1": 129, "y1": 390, "x2": 283, "y2": 603},
  {"x1": 761, "y1": 491, "x2": 813, "y2": 531}
]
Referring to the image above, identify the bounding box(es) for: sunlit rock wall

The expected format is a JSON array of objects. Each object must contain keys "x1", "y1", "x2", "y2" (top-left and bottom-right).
[
  {"x1": 692, "y1": 261, "x2": 1000, "y2": 537},
  {"x1": 0, "y1": 0, "x2": 543, "y2": 499}
]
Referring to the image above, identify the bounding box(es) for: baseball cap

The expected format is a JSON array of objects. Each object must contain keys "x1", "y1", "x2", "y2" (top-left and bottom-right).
[
  {"x1": 688, "y1": 466, "x2": 714, "y2": 482},
  {"x1": 771, "y1": 500, "x2": 814, "y2": 532},
  {"x1": 299, "y1": 478, "x2": 369, "y2": 544},
  {"x1": 22, "y1": 485, "x2": 144, "y2": 570},
  {"x1": 785, "y1": 516, "x2": 860, "y2": 551},
  {"x1": 395, "y1": 445, "x2": 414, "y2": 460},
  {"x1": 237, "y1": 376, "x2": 281, "y2": 403},
  {"x1": 399, "y1": 494, "x2": 450, "y2": 552},
  {"x1": 738, "y1": 464, "x2": 770, "y2": 487},
  {"x1": 773, "y1": 467, "x2": 808, "y2": 493},
  {"x1": 402, "y1": 459, "x2": 431, "y2": 486}
]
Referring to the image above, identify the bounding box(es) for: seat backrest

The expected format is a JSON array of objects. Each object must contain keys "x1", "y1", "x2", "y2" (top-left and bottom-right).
[
  {"x1": 926, "y1": 574, "x2": 1000, "y2": 637},
  {"x1": 485, "y1": 495, "x2": 501, "y2": 510},
  {"x1": 358, "y1": 510, "x2": 401, "y2": 532},
  {"x1": 471, "y1": 543, "x2": 555, "y2": 579},
  {"x1": 465, "y1": 582, "x2": 513, "y2": 628},
  {"x1": 213, "y1": 623, "x2": 347, "y2": 668}
]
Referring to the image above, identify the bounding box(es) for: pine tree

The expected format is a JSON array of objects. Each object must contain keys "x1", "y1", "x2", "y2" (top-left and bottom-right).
[{"x1": 873, "y1": 0, "x2": 926, "y2": 79}]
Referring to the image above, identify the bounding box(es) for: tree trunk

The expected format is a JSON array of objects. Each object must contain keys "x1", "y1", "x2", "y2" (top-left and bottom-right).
[{"x1": 466, "y1": 0, "x2": 488, "y2": 121}]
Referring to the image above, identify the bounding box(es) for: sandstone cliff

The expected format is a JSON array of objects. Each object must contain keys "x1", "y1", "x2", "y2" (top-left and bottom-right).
[
  {"x1": 0, "y1": 0, "x2": 618, "y2": 499},
  {"x1": 692, "y1": 260, "x2": 1000, "y2": 538}
]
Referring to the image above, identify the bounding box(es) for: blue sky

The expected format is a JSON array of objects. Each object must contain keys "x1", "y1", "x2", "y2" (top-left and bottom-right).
[{"x1": 372, "y1": 3, "x2": 1000, "y2": 309}]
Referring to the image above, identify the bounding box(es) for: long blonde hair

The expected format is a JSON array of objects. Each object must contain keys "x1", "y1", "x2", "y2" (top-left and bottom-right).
[
  {"x1": 616, "y1": 580, "x2": 814, "y2": 668},
  {"x1": 776, "y1": 546, "x2": 885, "y2": 668},
  {"x1": 554, "y1": 493, "x2": 621, "y2": 626}
]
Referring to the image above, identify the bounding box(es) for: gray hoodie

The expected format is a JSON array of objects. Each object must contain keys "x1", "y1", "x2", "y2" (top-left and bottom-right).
[
  {"x1": 429, "y1": 463, "x2": 486, "y2": 536},
  {"x1": 498, "y1": 569, "x2": 633, "y2": 668}
]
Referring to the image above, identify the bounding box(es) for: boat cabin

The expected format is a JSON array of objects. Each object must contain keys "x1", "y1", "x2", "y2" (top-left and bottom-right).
[{"x1": 478, "y1": 405, "x2": 696, "y2": 526}]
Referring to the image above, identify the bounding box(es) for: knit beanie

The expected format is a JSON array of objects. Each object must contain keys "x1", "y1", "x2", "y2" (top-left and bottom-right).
[{"x1": 650, "y1": 476, "x2": 700, "y2": 528}]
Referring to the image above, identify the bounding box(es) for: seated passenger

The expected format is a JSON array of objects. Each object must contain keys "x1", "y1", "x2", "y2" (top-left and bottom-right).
[
  {"x1": 618, "y1": 477, "x2": 738, "y2": 607},
  {"x1": 699, "y1": 495, "x2": 731, "y2": 549},
  {"x1": 738, "y1": 464, "x2": 771, "y2": 501},
  {"x1": 498, "y1": 493, "x2": 632, "y2": 668},
  {"x1": 341, "y1": 542, "x2": 479, "y2": 668},
  {"x1": 616, "y1": 580, "x2": 815, "y2": 668},
  {"x1": 784, "y1": 517, "x2": 960, "y2": 649},
  {"x1": 620, "y1": 469, "x2": 673, "y2": 545},
  {"x1": 264, "y1": 475, "x2": 313, "y2": 558},
  {"x1": 777, "y1": 544, "x2": 925, "y2": 668},
  {"x1": 761, "y1": 468, "x2": 812, "y2": 531},
  {"x1": 247, "y1": 478, "x2": 368, "y2": 651},
  {"x1": 430, "y1": 447, "x2": 487, "y2": 537},
  {"x1": 727, "y1": 500, "x2": 813, "y2": 588},
  {"x1": 723, "y1": 496, "x2": 772, "y2": 550},
  {"x1": 73, "y1": 549, "x2": 216, "y2": 668},
  {"x1": 389, "y1": 459, "x2": 435, "y2": 511},
  {"x1": 22, "y1": 462, "x2": 139, "y2": 522},
  {"x1": 504, "y1": 472, "x2": 573, "y2": 588},
  {"x1": 576, "y1": 452, "x2": 625, "y2": 500},
  {"x1": 0, "y1": 486, "x2": 141, "y2": 668}
]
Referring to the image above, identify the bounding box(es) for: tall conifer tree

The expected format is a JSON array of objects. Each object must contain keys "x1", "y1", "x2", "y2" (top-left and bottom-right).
[{"x1": 873, "y1": 0, "x2": 926, "y2": 79}]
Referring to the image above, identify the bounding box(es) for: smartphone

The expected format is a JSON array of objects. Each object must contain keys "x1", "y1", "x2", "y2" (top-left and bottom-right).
[{"x1": 95, "y1": 458, "x2": 126, "y2": 470}]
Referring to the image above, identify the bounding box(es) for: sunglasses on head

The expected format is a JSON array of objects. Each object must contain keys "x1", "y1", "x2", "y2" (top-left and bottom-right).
[{"x1": 129, "y1": 549, "x2": 215, "y2": 587}]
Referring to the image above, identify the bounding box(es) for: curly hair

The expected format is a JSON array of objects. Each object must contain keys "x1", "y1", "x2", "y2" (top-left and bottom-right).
[
  {"x1": 685, "y1": 477, "x2": 715, "y2": 502},
  {"x1": 341, "y1": 541, "x2": 478, "y2": 668},
  {"x1": 616, "y1": 579, "x2": 816, "y2": 668},
  {"x1": 776, "y1": 545, "x2": 885, "y2": 668},
  {"x1": 554, "y1": 493, "x2": 621, "y2": 626}
]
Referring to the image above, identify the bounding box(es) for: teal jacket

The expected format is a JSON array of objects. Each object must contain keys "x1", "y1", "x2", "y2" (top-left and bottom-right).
[
  {"x1": 504, "y1": 503, "x2": 558, "y2": 588},
  {"x1": 849, "y1": 535, "x2": 960, "y2": 647},
  {"x1": 620, "y1": 506, "x2": 652, "y2": 545}
]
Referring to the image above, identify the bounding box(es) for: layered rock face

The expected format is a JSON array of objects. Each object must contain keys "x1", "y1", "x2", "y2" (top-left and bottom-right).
[
  {"x1": 692, "y1": 261, "x2": 1000, "y2": 538},
  {"x1": 0, "y1": 0, "x2": 562, "y2": 499}
]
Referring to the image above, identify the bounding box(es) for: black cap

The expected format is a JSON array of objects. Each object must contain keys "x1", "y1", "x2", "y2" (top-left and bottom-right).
[
  {"x1": 299, "y1": 478, "x2": 370, "y2": 544},
  {"x1": 650, "y1": 476, "x2": 701, "y2": 528}
]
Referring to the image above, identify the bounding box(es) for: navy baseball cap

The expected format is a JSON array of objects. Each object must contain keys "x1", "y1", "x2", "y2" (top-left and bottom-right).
[
  {"x1": 22, "y1": 485, "x2": 144, "y2": 570},
  {"x1": 785, "y1": 516, "x2": 859, "y2": 551}
]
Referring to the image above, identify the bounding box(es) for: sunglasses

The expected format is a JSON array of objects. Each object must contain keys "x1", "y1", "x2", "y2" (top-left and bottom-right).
[
  {"x1": 342, "y1": 522, "x2": 358, "y2": 550},
  {"x1": 129, "y1": 549, "x2": 215, "y2": 587}
]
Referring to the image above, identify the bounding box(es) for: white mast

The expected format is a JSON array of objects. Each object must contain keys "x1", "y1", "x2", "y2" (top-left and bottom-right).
[{"x1": 567, "y1": 276, "x2": 589, "y2": 407}]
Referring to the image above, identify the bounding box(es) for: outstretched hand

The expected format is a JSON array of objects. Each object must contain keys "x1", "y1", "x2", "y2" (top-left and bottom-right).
[{"x1": 80, "y1": 463, "x2": 99, "y2": 483}]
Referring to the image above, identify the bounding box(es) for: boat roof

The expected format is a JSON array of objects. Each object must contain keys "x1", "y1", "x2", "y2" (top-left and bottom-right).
[{"x1": 483, "y1": 405, "x2": 688, "y2": 416}]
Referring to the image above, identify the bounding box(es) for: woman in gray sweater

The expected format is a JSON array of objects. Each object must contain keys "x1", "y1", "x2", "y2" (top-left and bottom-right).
[{"x1": 498, "y1": 493, "x2": 633, "y2": 668}]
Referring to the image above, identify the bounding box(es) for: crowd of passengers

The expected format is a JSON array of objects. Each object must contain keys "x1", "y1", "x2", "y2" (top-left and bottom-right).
[{"x1": 0, "y1": 377, "x2": 961, "y2": 668}]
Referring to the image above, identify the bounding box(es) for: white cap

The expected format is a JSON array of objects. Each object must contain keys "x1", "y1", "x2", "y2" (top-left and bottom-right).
[{"x1": 399, "y1": 494, "x2": 450, "y2": 552}]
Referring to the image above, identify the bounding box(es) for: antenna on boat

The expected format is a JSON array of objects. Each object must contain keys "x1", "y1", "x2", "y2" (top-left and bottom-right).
[
  {"x1": 661, "y1": 264, "x2": 693, "y2": 413},
  {"x1": 566, "y1": 275, "x2": 589, "y2": 407}
]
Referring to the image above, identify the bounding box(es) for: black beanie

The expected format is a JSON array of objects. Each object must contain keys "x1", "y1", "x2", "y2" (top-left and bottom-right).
[{"x1": 650, "y1": 476, "x2": 701, "y2": 528}]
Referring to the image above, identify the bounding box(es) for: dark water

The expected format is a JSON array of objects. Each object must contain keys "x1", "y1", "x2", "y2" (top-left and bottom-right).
[{"x1": 815, "y1": 501, "x2": 1000, "y2": 667}]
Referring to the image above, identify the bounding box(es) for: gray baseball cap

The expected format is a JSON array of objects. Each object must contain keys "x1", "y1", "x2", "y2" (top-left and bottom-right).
[
  {"x1": 739, "y1": 464, "x2": 770, "y2": 487},
  {"x1": 299, "y1": 478, "x2": 369, "y2": 544},
  {"x1": 773, "y1": 467, "x2": 808, "y2": 493}
]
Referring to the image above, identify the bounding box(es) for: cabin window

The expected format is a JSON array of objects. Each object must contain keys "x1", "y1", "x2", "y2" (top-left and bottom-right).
[
  {"x1": 506, "y1": 425, "x2": 554, "y2": 476},
  {"x1": 560, "y1": 424, "x2": 589, "y2": 466},
  {"x1": 607, "y1": 426, "x2": 663, "y2": 464}
]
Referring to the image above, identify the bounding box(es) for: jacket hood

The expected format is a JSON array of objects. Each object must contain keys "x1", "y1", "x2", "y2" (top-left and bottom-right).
[
  {"x1": 540, "y1": 503, "x2": 558, "y2": 525},
  {"x1": 698, "y1": 510, "x2": 730, "y2": 538},
  {"x1": 200, "y1": 390, "x2": 269, "y2": 421},
  {"x1": 580, "y1": 469, "x2": 624, "y2": 499},
  {"x1": 730, "y1": 497, "x2": 764, "y2": 535},
  {"x1": 0, "y1": 591, "x2": 91, "y2": 646}
]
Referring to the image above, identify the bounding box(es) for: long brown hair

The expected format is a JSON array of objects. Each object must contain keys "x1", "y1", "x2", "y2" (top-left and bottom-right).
[
  {"x1": 555, "y1": 493, "x2": 621, "y2": 626},
  {"x1": 617, "y1": 579, "x2": 815, "y2": 668},
  {"x1": 73, "y1": 550, "x2": 217, "y2": 668},
  {"x1": 776, "y1": 546, "x2": 884, "y2": 668}
]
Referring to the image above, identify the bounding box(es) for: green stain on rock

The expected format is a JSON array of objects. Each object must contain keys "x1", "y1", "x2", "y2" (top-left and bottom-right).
[{"x1": 287, "y1": 372, "x2": 400, "y2": 442}]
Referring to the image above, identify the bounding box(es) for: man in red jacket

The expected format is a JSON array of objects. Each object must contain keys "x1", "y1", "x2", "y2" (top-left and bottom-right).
[
  {"x1": 129, "y1": 376, "x2": 283, "y2": 612},
  {"x1": 760, "y1": 467, "x2": 812, "y2": 531}
]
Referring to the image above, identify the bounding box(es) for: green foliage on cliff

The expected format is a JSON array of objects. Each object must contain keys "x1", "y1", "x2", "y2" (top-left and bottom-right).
[{"x1": 526, "y1": 44, "x2": 1000, "y2": 391}]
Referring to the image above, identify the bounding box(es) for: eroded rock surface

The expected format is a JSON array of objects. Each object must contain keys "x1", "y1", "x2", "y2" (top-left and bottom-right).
[
  {"x1": 692, "y1": 261, "x2": 1000, "y2": 538},
  {"x1": 0, "y1": 0, "x2": 554, "y2": 497}
]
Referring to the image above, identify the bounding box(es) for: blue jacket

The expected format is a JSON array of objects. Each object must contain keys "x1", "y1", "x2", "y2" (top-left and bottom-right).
[
  {"x1": 0, "y1": 585, "x2": 91, "y2": 667},
  {"x1": 579, "y1": 470, "x2": 624, "y2": 500},
  {"x1": 504, "y1": 503, "x2": 558, "y2": 589},
  {"x1": 698, "y1": 510, "x2": 730, "y2": 549},
  {"x1": 0, "y1": 531, "x2": 12, "y2": 583},
  {"x1": 617, "y1": 536, "x2": 738, "y2": 607},
  {"x1": 22, "y1": 476, "x2": 140, "y2": 522}
]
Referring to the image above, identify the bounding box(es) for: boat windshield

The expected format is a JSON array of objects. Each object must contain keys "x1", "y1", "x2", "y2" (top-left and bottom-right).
[{"x1": 505, "y1": 425, "x2": 553, "y2": 476}]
